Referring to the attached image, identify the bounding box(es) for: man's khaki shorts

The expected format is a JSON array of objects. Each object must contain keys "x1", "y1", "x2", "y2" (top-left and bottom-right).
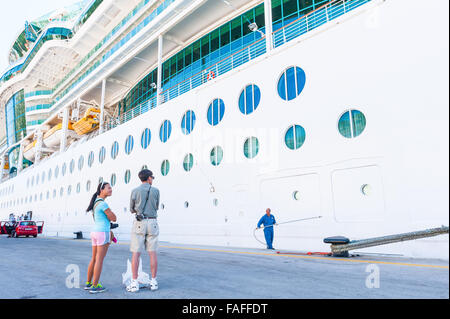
[{"x1": 130, "y1": 219, "x2": 159, "y2": 253}]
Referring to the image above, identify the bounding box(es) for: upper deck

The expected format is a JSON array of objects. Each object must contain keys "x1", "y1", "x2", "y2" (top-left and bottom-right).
[{"x1": 0, "y1": 0, "x2": 373, "y2": 183}]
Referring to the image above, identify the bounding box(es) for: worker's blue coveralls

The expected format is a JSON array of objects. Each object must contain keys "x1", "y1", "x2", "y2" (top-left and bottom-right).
[{"x1": 257, "y1": 214, "x2": 277, "y2": 249}]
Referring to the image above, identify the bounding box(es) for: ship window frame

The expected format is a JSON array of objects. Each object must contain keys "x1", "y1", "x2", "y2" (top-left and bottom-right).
[
  {"x1": 99, "y1": 146, "x2": 106, "y2": 163},
  {"x1": 238, "y1": 84, "x2": 261, "y2": 115},
  {"x1": 284, "y1": 124, "x2": 306, "y2": 150},
  {"x1": 207, "y1": 98, "x2": 225, "y2": 126},
  {"x1": 244, "y1": 136, "x2": 260, "y2": 159},
  {"x1": 88, "y1": 151, "x2": 95, "y2": 167},
  {"x1": 181, "y1": 110, "x2": 196, "y2": 135},
  {"x1": 337, "y1": 109, "x2": 367, "y2": 139},
  {"x1": 125, "y1": 135, "x2": 134, "y2": 155},
  {"x1": 161, "y1": 160, "x2": 170, "y2": 176},
  {"x1": 111, "y1": 141, "x2": 119, "y2": 160},
  {"x1": 111, "y1": 173, "x2": 117, "y2": 187},
  {"x1": 141, "y1": 128, "x2": 152, "y2": 149},
  {"x1": 124, "y1": 169, "x2": 131, "y2": 184},
  {"x1": 78, "y1": 155, "x2": 84, "y2": 171},
  {"x1": 277, "y1": 66, "x2": 306, "y2": 101},
  {"x1": 210, "y1": 146, "x2": 224, "y2": 167},
  {"x1": 159, "y1": 120, "x2": 172, "y2": 143},
  {"x1": 183, "y1": 153, "x2": 194, "y2": 172}
]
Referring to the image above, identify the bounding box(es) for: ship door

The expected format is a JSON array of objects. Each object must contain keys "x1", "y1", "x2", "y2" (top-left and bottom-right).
[
  {"x1": 331, "y1": 165, "x2": 385, "y2": 222},
  {"x1": 259, "y1": 173, "x2": 321, "y2": 218}
]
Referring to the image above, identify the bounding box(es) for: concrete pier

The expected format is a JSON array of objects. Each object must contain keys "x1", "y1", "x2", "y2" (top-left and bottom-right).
[{"x1": 0, "y1": 236, "x2": 448, "y2": 299}]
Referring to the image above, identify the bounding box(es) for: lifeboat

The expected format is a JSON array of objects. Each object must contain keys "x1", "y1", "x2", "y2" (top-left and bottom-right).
[
  {"x1": 43, "y1": 122, "x2": 78, "y2": 148},
  {"x1": 72, "y1": 108, "x2": 101, "y2": 135},
  {"x1": 2, "y1": 160, "x2": 9, "y2": 176},
  {"x1": 23, "y1": 140, "x2": 37, "y2": 162}
]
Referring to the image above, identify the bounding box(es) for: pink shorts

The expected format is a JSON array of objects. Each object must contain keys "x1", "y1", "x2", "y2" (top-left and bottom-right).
[{"x1": 91, "y1": 232, "x2": 111, "y2": 246}]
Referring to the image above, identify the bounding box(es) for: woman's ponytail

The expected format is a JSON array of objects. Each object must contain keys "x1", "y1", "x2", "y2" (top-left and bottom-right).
[
  {"x1": 86, "y1": 182, "x2": 110, "y2": 212},
  {"x1": 86, "y1": 192, "x2": 98, "y2": 212}
]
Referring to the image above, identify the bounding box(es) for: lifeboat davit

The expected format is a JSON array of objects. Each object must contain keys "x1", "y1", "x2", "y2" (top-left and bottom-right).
[{"x1": 23, "y1": 140, "x2": 37, "y2": 162}]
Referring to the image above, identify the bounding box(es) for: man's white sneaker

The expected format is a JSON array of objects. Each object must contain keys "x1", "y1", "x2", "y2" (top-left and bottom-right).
[
  {"x1": 150, "y1": 279, "x2": 158, "y2": 291},
  {"x1": 126, "y1": 280, "x2": 139, "y2": 293}
]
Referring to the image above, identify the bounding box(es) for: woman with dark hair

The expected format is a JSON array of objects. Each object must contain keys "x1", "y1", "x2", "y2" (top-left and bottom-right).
[{"x1": 85, "y1": 182, "x2": 117, "y2": 294}]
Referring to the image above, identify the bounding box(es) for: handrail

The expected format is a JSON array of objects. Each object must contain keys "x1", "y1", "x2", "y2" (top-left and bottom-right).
[
  {"x1": 105, "y1": 0, "x2": 373, "y2": 132},
  {"x1": 160, "y1": 35, "x2": 267, "y2": 95},
  {"x1": 272, "y1": 0, "x2": 333, "y2": 35}
]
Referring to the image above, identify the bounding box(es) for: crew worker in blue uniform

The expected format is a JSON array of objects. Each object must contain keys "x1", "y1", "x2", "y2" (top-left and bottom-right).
[{"x1": 257, "y1": 208, "x2": 277, "y2": 250}]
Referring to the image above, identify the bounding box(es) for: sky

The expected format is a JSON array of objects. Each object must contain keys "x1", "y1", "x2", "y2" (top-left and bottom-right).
[{"x1": 0, "y1": 0, "x2": 78, "y2": 72}]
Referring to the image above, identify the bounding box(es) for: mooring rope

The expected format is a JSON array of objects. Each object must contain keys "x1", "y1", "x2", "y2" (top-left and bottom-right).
[{"x1": 253, "y1": 216, "x2": 323, "y2": 246}]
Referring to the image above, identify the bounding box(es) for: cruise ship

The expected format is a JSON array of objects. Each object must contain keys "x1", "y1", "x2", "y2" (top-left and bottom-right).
[{"x1": 0, "y1": 0, "x2": 448, "y2": 259}]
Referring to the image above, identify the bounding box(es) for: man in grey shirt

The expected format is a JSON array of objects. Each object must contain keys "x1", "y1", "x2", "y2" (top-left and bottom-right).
[{"x1": 127, "y1": 169, "x2": 160, "y2": 292}]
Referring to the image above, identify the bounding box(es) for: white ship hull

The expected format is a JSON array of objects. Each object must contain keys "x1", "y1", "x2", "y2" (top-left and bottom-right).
[{"x1": 1, "y1": 0, "x2": 448, "y2": 259}]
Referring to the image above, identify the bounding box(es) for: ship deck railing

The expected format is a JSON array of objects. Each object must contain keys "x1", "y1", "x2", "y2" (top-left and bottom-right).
[{"x1": 104, "y1": 0, "x2": 372, "y2": 132}]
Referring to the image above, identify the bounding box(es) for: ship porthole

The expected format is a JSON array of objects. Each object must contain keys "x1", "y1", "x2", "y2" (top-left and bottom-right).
[
  {"x1": 338, "y1": 109, "x2": 367, "y2": 139},
  {"x1": 125, "y1": 135, "x2": 134, "y2": 155},
  {"x1": 361, "y1": 184, "x2": 371, "y2": 196},
  {"x1": 183, "y1": 154, "x2": 194, "y2": 172},
  {"x1": 239, "y1": 84, "x2": 261, "y2": 115},
  {"x1": 293, "y1": 191, "x2": 301, "y2": 201},
  {"x1": 213, "y1": 199, "x2": 219, "y2": 207},
  {"x1": 184, "y1": 201, "x2": 189, "y2": 208},
  {"x1": 181, "y1": 110, "x2": 196, "y2": 135},
  {"x1": 124, "y1": 170, "x2": 131, "y2": 184},
  {"x1": 160, "y1": 120, "x2": 172, "y2": 143},
  {"x1": 88, "y1": 151, "x2": 95, "y2": 167},
  {"x1": 207, "y1": 98, "x2": 225, "y2": 126},
  {"x1": 277, "y1": 66, "x2": 306, "y2": 101},
  {"x1": 285, "y1": 125, "x2": 306, "y2": 150},
  {"x1": 244, "y1": 137, "x2": 259, "y2": 159}
]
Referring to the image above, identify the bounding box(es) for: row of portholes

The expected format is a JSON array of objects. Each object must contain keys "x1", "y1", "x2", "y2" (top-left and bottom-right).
[
  {"x1": 14, "y1": 66, "x2": 308, "y2": 190},
  {"x1": 0, "y1": 184, "x2": 14, "y2": 197},
  {"x1": 2, "y1": 183, "x2": 372, "y2": 210},
  {"x1": 24, "y1": 109, "x2": 366, "y2": 189}
]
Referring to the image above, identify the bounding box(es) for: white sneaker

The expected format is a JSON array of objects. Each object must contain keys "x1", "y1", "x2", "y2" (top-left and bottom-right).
[
  {"x1": 150, "y1": 278, "x2": 158, "y2": 291},
  {"x1": 126, "y1": 280, "x2": 139, "y2": 293}
]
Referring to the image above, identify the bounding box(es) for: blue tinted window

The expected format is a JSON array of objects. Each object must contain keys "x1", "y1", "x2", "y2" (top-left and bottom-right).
[
  {"x1": 285, "y1": 125, "x2": 306, "y2": 150},
  {"x1": 111, "y1": 141, "x2": 119, "y2": 159},
  {"x1": 125, "y1": 170, "x2": 131, "y2": 184},
  {"x1": 207, "y1": 99, "x2": 225, "y2": 126},
  {"x1": 183, "y1": 154, "x2": 194, "y2": 172},
  {"x1": 161, "y1": 160, "x2": 170, "y2": 176},
  {"x1": 210, "y1": 146, "x2": 224, "y2": 166},
  {"x1": 182, "y1": 110, "x2": 196, "y2": 135},
  {"x1": 338, "y1": 109, "x2": 366, "y2": 138},
  {"x1": 244, "y1": 137, "x2": 259, "y2": 159},
  {"x1": 125, "y1": 135, "x2": 134, "y2": 155},
  {"x1": 141, "y1": 128, "x2": 152, "y2": 149},
  {"x1": 160, "y1": 120, "x2": 172, "y2": 143},
  {"x1": 239, "y1": 85, "x2": 261, "y2": 115},
  {"x1": 99, "y1": 147, "x2": 106, "y2": 163},
  {"x1": 278, "y1": 66, "x2": 306, "y2": 101},
  {"x1": 110, "y1": 173, "x2": 116, "y2": 187},
  {"x1": 88, "y1": 151, "x2": 94, "y2": 167}
]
